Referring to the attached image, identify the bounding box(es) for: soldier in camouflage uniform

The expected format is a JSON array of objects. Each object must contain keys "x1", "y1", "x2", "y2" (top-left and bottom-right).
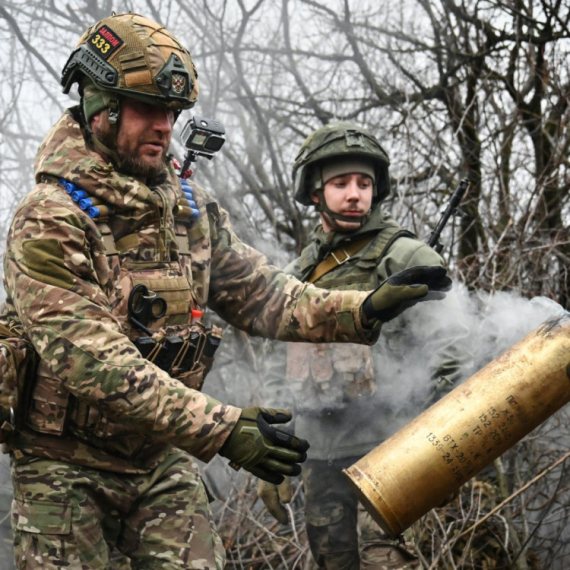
[
  {"x1": 0, "y1": 14, "x2": 452, "y2": 570},
  {"x1": 258, "y1": 123, "x2": 471, "y2": 569}
]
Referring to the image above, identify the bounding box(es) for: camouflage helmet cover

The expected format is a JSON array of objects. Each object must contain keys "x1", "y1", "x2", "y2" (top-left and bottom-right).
[
  {"x1": 61, "y1": 13, "x2": 199, "y2": 110},
  {"x1": 293, "y1": 122, "x2": 390, "y2": 206}
]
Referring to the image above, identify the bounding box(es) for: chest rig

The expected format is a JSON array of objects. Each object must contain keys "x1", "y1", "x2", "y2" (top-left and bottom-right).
[
  {"x1": 80, "y1": 177, "x2": 221, "y2": 393},
  {"x1": 286, "y1": 226, "x2": 412, "y2": 412}
]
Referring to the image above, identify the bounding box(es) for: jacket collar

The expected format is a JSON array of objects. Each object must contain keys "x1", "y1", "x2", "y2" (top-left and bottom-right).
[{"x1": 302, "y1": 205, "x2": 400, "y2": 267}]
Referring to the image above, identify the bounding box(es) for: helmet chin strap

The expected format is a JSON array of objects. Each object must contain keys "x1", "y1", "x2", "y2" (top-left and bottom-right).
[{"x1": 317, "y1": 193, "x2": 370, "y2": 230}]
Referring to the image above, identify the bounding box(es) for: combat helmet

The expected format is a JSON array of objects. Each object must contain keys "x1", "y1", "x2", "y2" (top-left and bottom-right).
[
  {"x1": 61, "y1": 12, "x2": 198, "y2": 113},
  {"x1": 293, "y1": 122, "x2": 390, "y2": 207},
  {"x1": 61, "y1": 13, "x2": 198, "y2": 166}
]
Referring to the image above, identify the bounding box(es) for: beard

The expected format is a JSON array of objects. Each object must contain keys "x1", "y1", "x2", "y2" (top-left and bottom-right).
[
  {"x1": 118, "y1": 152, "x2": 168, "y2": 182},
  {"x1": 91, "y1": 114, "x2": 169, "y2": 182}
]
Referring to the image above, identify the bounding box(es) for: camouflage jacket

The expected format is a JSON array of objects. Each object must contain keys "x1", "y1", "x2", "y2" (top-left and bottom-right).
[
  {"x1": 263, "y1": 206, "x2": 471, "y2": 461},
  {"x1": 0, "y1": 108, "x2": 374, "y2": 473}
]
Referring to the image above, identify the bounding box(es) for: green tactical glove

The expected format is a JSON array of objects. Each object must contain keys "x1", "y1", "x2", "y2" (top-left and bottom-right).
[
  {"x1": 258, "y1": 477, "x2": 293, "y2": 525},
  {"x1": 219, "y1": 407, "x2": 310, "y2": 485},
  {"x1": 362, "y1": 265, "x2": 451, "y2": 324}
]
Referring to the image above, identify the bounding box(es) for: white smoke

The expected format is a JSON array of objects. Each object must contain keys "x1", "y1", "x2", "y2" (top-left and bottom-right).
[
  {"x1": 352, "y1": 282, "x2": 565, "y2": 435},
  {"x1": 456, "y1": 284, "x2": 564, "y2": 368}
]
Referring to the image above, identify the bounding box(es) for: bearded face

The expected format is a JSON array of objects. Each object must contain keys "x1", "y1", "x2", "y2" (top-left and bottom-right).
[{"x1": 91, "y1": 97, "x2": 174, "y2": 181}]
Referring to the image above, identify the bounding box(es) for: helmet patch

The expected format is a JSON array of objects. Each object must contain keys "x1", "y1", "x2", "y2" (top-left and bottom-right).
[
  {"x1": 87, "y1": 25, "x2": 124, "y2": 60},
  {"x1": 172, "y1": 74, "x2": 186, "y2": 94},
  {"x1": 346, "y1": 131, "x2": 365, "y2": 147}
]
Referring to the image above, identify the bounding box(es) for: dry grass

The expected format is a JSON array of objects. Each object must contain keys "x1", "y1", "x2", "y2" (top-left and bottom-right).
[{"x1": 213, "y1": 446, "x2": 570, "y2": 570}]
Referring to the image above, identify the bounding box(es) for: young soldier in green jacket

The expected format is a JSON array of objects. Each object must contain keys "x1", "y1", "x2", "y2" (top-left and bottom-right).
[{"x1": 259, "y1": 123, "x2": 471, "y2": 569}]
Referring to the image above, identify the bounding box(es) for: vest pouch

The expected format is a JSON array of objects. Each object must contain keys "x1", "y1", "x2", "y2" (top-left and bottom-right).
[
  {"x1": 0, "y1": 325, "x2": 38, "y2": 444},
  {"x1": 176, "y1": 364, "x2": 207, "y2": 391},
  {"x1": 128, "y1": 262, "x2": 194, "y2": 329},
  {"x1": 287, "y1": 342, "x2": 336, "y2": 386},
  {"x1": 330, "y1": 343, "x2": 376, "y2": 400},
  {"x1": 110, "y1": 260, "x2": 195, "y2": 335},
  {"x1": 286, "y1": 343, "x2": 343, "y2": 411},
  {"x1": 286, "y1": 342, "x2": 375, "y2": 412},
  {"x1": 168, "y1": 323, "x2": 222, "y2": 391},
  {"x1": 26, "y1": 363, "x2": 69, "y2": 438}
]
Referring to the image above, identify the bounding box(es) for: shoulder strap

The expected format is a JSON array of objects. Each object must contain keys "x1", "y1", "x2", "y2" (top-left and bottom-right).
[
  {"x1": 97, "y1": 221, "x2": 119, "y2": 255},
  {"x1": 307, "y1": 228, "x2": 415, "y2": 284},
  {"x1": 307, "y1": 234, "x2": 375, "y2": 284}
]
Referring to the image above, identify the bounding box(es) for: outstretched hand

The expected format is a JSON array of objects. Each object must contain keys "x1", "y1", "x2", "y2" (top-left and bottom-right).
[{"x1": 362, "y1": 265, "x2": 451, "y2": 324}]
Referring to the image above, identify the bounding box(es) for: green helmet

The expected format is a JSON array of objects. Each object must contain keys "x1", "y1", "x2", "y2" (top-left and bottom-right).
[
  {"x1": 61, "y1": 13, "x2": 199, "y2": 112},
  {"x1": 292, "y1": 122, "x2": 390, "y2": 206}
]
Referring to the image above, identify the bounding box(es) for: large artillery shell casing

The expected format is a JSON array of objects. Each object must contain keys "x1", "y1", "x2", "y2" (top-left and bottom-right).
[{"x1": 344, "y1": 312, "x2": 570, "y2": 538}]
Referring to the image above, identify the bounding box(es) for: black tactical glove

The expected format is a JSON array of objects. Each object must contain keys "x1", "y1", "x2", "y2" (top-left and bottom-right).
[
  {"x1": 362, "y1": 266, "x2": 452, "y2": 324},
  {"x1": 219, "y1": 407, "x2": 310, "y2": 485}
]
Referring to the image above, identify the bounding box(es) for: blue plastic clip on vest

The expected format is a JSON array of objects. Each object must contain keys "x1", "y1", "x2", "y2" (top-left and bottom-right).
[
  {"x1": 87, "y1": 206, "x2": 102, "y2": 218},
  {"x1": 60, "y1": 178, "x2": 110, "y2": 219},
  {"x1": 71, "y1": 189, "x2": 87, "y2": 202},
  {"x1": 179, "y1": 178, "x2": 199, "y2": 218},
  {"x1": 183, "y1": 194, "x2": 197, "y2": 208},
  {"x1": 79, "y1": 197, "x2": 95, "y2": 210},
  {"x1": 59, "y1": 178, "x2": 75, "y2": 194}
]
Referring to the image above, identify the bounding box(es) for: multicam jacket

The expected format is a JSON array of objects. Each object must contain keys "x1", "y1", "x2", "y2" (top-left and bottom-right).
[
  {"x1": 0, "y1": 107, "x2": 374, "y2": 473},
  {"x1": 264, "y1": 206, "x2": 471, "y2": 461}
]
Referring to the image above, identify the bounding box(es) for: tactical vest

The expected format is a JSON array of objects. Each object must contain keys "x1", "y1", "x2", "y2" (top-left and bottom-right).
[
  {"x1": 286, "y1": 226, "x2": 413, "y2": 412},
  {"x1": 18, "y1": 179, "x2": 222, "y2": 459}
]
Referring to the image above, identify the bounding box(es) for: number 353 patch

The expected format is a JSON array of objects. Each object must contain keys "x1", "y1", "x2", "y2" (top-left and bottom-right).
[{"x1": 87, "y1": 25, "x2": 123, "y2": 59}]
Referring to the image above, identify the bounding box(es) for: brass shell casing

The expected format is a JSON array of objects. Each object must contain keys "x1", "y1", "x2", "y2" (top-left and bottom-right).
[{"x1": 344, "y1": 313, "x2": 570, "y2": 538}]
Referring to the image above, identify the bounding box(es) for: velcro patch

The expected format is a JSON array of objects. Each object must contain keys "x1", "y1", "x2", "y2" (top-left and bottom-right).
[
  {"x1": 87, "y1": 25, "x2": 123, "y2": 59},
  {"x1": 23, "y1": 239, "x2": 75, "y2": 290},
  {"x1": 125, "y1": 70, "x2": 153, "y2": 87}
]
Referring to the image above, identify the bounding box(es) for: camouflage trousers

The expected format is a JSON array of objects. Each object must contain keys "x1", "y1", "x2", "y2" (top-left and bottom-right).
[
  {"x1": 10, "y1": 450, "x2": 225, "y2": 569},
  {"x1": 303, "y1": 458, "x2": 419, "y2": 570}
]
